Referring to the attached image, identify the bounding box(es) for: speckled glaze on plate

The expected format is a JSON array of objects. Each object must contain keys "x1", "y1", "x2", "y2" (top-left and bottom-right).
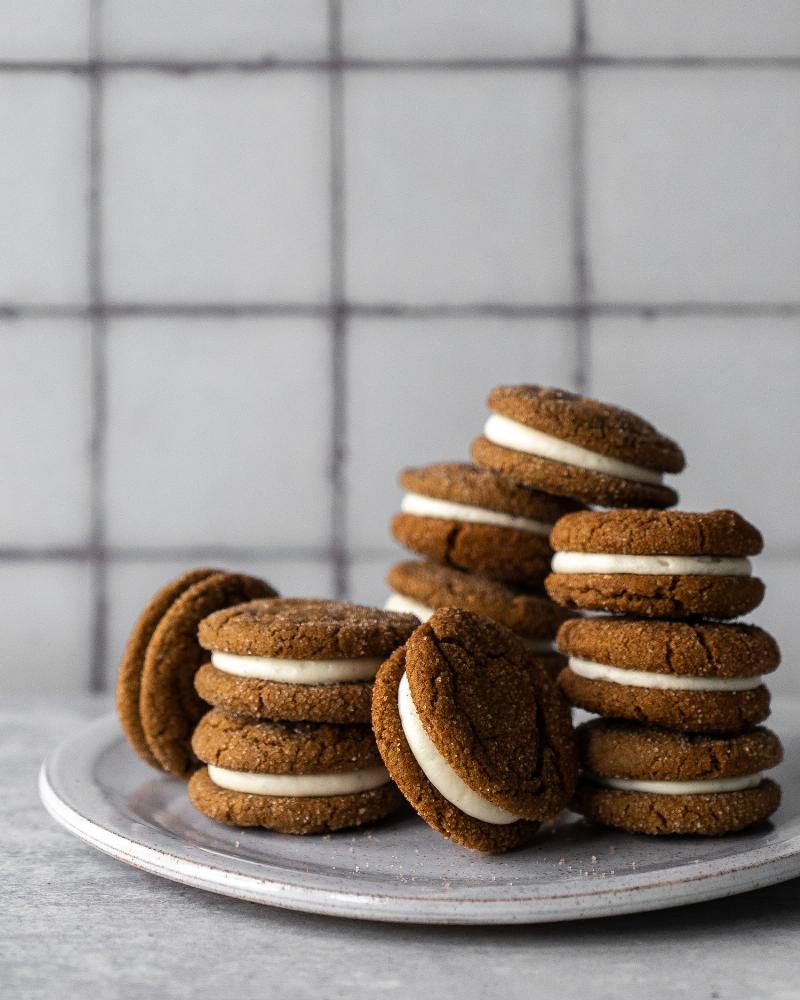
[{"x1": 39, "y1": 703, "x2": 800, "y2": 925}]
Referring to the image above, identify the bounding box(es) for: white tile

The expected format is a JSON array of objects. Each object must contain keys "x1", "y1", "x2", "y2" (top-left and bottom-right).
[
  {"x1": 347, "y1": 552, "x2": 398, "y2": 609},
  {"x1": 0, "y1": 562, "x2": 91, "y2": 694},
  {"x1": 589, "y1": 316, "x2": 800, "y2": 548},
  {"x1": 0, "y1": 75, "x2": 88, "y2": 303},
  {"x1": 103, "y1": 73, "x2": 330, "y2": 303},
  {"x1": 0, "y1": 321, "x2": 91, "y2": 546},
  {"x1": 105, "y1": 318, "x2": 331, "y2": 547},
  {"x1": 342, "y1": 1, "x2": 573, "y2": 59},
  {"x1": 103, "y1": 1, "x2": 328, "y2": 60},
  {"x1": 754, "y1": 557, "x2": 800, "y2": 702},
  {"x1": 0, "y1": 1, "x2": 89, "y2": 61},
  {"x1": 345, "y1": 71, "x2": 574, "y2": 305},
  {"x1": 346, "y1": 316, "x2": 577, "y2": 548},
  {"x1": 107, "y1": 557, "x2": 334, "y2": 672},
  {"x1": 587, "y1": 1, "x2": 800, "y2": 58},
  {"x1": 585, "y1": 69, "x2": 800, "y2": 303}
]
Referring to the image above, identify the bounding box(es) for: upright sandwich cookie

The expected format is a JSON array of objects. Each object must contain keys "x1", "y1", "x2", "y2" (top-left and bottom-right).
[
  {"x1": 547, "y1": 509, "x2": 765, "y2": 619},
  {"x1": 195, "y1": 598, "x2": 418, "y2": 724},
  {"x1": 385, "y1": 559, "x2": 571, "y2": 674},
  {"x1": 390, "y1": 462, "x2": 578, "y2": 586},
  {"x1": 372, "y1": 607, "x2": 578, "y2": 852},
  {"x1": 557, "y1": 617, "x2": 777, "y2": 733},
  {"x1": 117, "y1": 568, "x2": 276, "y2": 777},
  {"x1": 188, "y1": 709, "x2": 403, "y2": 834},
  {"x1": 471, "y1": 385, "x2": 684, "y2": 508},
  {"x1": 574, "y1": 719, "x2": 782, "y2": 835}
]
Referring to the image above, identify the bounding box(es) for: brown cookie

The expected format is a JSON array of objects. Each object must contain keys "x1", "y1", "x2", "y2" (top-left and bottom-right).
[
  {"x1": 138, "y1": 572, "x2": 277, "y2": 779},
  {"x1": 197, "y1": 598, "x2": 417, "y2": 724},
  {"x1": 116, "y1": 568, "x2": 218, "y2": 768},
  {"x1": 371, "y1": 608, "x2": 578, "y2": 852},
  {"x1": 573, "y1": 718, "x2": 782, "y2": 835},
  {"x1": 471, "y1": 386, "x2": 683, "y2": 508},
  {"x1": 189, "y1": 708, "x2": 402, "y2": 834},
  {"x1": 547, "y1": 509, "x2": 765, "y2": 619}
]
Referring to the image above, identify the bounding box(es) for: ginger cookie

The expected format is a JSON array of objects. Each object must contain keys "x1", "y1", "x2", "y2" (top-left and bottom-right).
[
  {"x1": 371, "y1": 607, "x2": 578, "y2": 852},
  {"x1": 546, "y1": 509, "x2": 765, "y2": 619},
  {"x1": 557, "y1": 617, "x2": 778, "y2": 733},
  {"x1": 385, "y1": 559, "x2": 570, "y2": 676},
  {"x1": 137, "y1": 572, "x2": 277, "y2": 779},
  {"x1": 390, "y1": 462, "x2": 578, "y2": 586},
  {"x1": 471, "y1": 385, "x2": 684, "y2": 508},
  {"x1": 196, "y1": 598, "x2": 418, "y2": 725},
  {"x1": 573, "y1": 718, "x2": 782, "y2": 835},
  {"x1": 188, "y1": 708, "x2": 403, "y2": 834}
]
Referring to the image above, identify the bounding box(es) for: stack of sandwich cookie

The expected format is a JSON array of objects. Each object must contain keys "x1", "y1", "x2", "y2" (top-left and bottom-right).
[
  {"x1": 189, "y1": 709, "x2": 403, "y2": 834},
  {"x1": 115, "y1": 568, "x2": 277, "y2": 778},
  {"x1": 372, "y1": 608, "x2": 578, "y2": 852},
  {"x1": 472, "y1": 385, "x2": 685, "y2": 508},
  {"x1": 385, "y1": 560, "x2": 571, "y2": 676}
]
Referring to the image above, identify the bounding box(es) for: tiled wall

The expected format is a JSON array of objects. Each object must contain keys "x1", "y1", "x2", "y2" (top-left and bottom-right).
[{"x1": 3, "y1": 2, "x2": 799, "y2": 696}]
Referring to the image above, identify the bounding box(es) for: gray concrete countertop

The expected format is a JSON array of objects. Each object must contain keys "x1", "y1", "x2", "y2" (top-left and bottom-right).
[{"x1": 4, "y1": 695, "x2": 799, "y2": 1000}]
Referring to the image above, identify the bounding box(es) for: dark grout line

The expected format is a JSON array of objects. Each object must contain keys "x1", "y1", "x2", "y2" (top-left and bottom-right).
[
  {"x1": 570, "y1": 0, "x2": 590, "y2": 394},
  {"x1": 0, "y1": 545, "x2": 335, "y2": 562}
]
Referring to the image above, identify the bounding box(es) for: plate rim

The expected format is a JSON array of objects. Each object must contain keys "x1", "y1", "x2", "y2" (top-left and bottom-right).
[{"x1": 39, "y1": 712, "x2": 800, "y2": 925}]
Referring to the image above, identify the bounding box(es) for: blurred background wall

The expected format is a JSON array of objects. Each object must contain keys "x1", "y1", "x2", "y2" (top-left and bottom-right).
[{"x1": 2, "y1": 1, "x2": 799, "y2": 697}]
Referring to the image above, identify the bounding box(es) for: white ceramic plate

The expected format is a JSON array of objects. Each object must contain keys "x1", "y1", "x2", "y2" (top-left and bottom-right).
[{"x1": 40, "y1": 702, "x2": 800, "y2": 925}]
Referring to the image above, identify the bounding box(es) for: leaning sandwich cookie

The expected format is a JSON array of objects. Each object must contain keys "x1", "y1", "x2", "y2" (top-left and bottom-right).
[
  {"x1": 390, "y1": 462, "x2": 580, "y2": 586},
  {"x1": 188, "y1": 709, "x2": 403, "y2": 834},
  {"x1": 372, "y1": 607, "x2": 578, "y2": 852},
  {"x1": 556, "y1": 617, "x2": 777, "y2": 734},
  {"x1": 195, "y1": 598, "x2": 418, "y2": 725},
  {"x1": 573, "y1": 718, "x2": 782, "y2": 835},
  {"x1": 471, "y1": 385, "x2": 684, "y2": 508},
  {"x1": 546, "y1": 509, "x2": 765, "y2": 619}
]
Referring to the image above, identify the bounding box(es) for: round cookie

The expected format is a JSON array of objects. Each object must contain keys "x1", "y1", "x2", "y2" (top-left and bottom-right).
[
  {"x1": 573, "y1": 719, "x2": 782, "y2": 835},
  {"x1": 546, "y1": 509, "x2": 765, "y2": 619},
  {"x1": 471, "y1": 385, "x2": 684, "y2": 508},
  {"x1": 196, "y1": 598, "x2": 418, "y2": 724},
  {"x1": 188, "y1": 708, "x2": 403, "y2": 834},
  {"x1": 557, "y1": 617, "x2": 778, "y2": 733},
  {"x1": 385, "y1": 559, "x2": 570, "y2": 676},
  {"x1": 371, "y1": 607, "x2": 578, "y2": 852},
  {"x1": 391, "y1": 462, "x2": 579, "y2": 586},
  {"x1": 139, "y1": 572, "x2": 277, "y2": 779}
]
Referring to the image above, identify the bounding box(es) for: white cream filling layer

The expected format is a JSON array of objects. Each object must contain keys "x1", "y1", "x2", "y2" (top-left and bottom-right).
[
  {"x1": 400, "y1": 491, "x2": 552, "y2": 536},
  {"x1": 207, "y1": 763, "x2": 390, "y2": 797},
  {"x1": 210, "y1": 650, "x2": 382, "y2": 685},
  {"x1": 569, "y1": 656, "x2": 762, "y2": 692},
  {"x1": 484, "y1": 412, "x2": 664, "y2": 486},
  {"x1": 551, "y1": 552, "x2": 752, "y2": 577},
  {"x1": 590, "y1": 772, "x2": 762, "y2": 796},
  {"x1": 397, "y1": 672, "x2": 519, "y2": 825},
  {"x1": 384, "y1": 594, "x2": 553, "y2": 654}
]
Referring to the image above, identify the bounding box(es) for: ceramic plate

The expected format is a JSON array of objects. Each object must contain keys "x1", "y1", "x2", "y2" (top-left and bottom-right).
[{"x1": 40, "y1": 702, "x2": 800, "y2": 925}]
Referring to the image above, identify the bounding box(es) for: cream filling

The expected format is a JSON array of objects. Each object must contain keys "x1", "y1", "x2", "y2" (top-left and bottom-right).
[
  {"x1": 484, "y1": 412, "x2": 664, "y2": 486},
  {"x1": 400, "y1": 491, "x2": 552, "y2": 536},
  {"x1": 384, "y1": 594, "x2": 553, "y2": 654},
  {"x1": 210, "y1": 650, "x2": 382, "y2": 685},
  {"x1": 207, "y1": 763, "x2": 390, "y2": 797},
  {"x1": 568, "y1": 656, "x2": 762, "y2": 692},
  {"x1": 551, "y1": 552, "x2": 752, "y2": 577},
  {"x1": 589, "y1": 772, "x2": 763, "y2": 795},
  {"x1": 397, "y1": 672, "x2": 519, "y2": 825}
]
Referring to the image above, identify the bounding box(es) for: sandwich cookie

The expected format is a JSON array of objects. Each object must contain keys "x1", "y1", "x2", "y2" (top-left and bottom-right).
[
  {"x1": 472, "y1": 386, "x2": 684, "y2": 508},
  {"x1": 390, "y1": 462, "x2": 579, "y2": 586},
  {"x1": 117, "y1": 568, "x2": 276, "y2": 777},
  {"x1": 557, "y1": 617, "x2": 777, "y2": 733},
  {"x1": 546, "y1": 509, "x2": 765, "y2": 619},
  {"x1": 574, "y1": 718, "x2": 782, "y2": 835},
  {"x1": 189, "y1": 709, "x2": 403, "y2": 834},
  {"x1": 372, "y1": 607, "x2": 578, "y2": 852},
  {"x1": 385, "y1": 559, "x2": 571, "y2": 675},
  {"x1": 195, "y1": 598, "x2": 418, "y2": 724}
]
